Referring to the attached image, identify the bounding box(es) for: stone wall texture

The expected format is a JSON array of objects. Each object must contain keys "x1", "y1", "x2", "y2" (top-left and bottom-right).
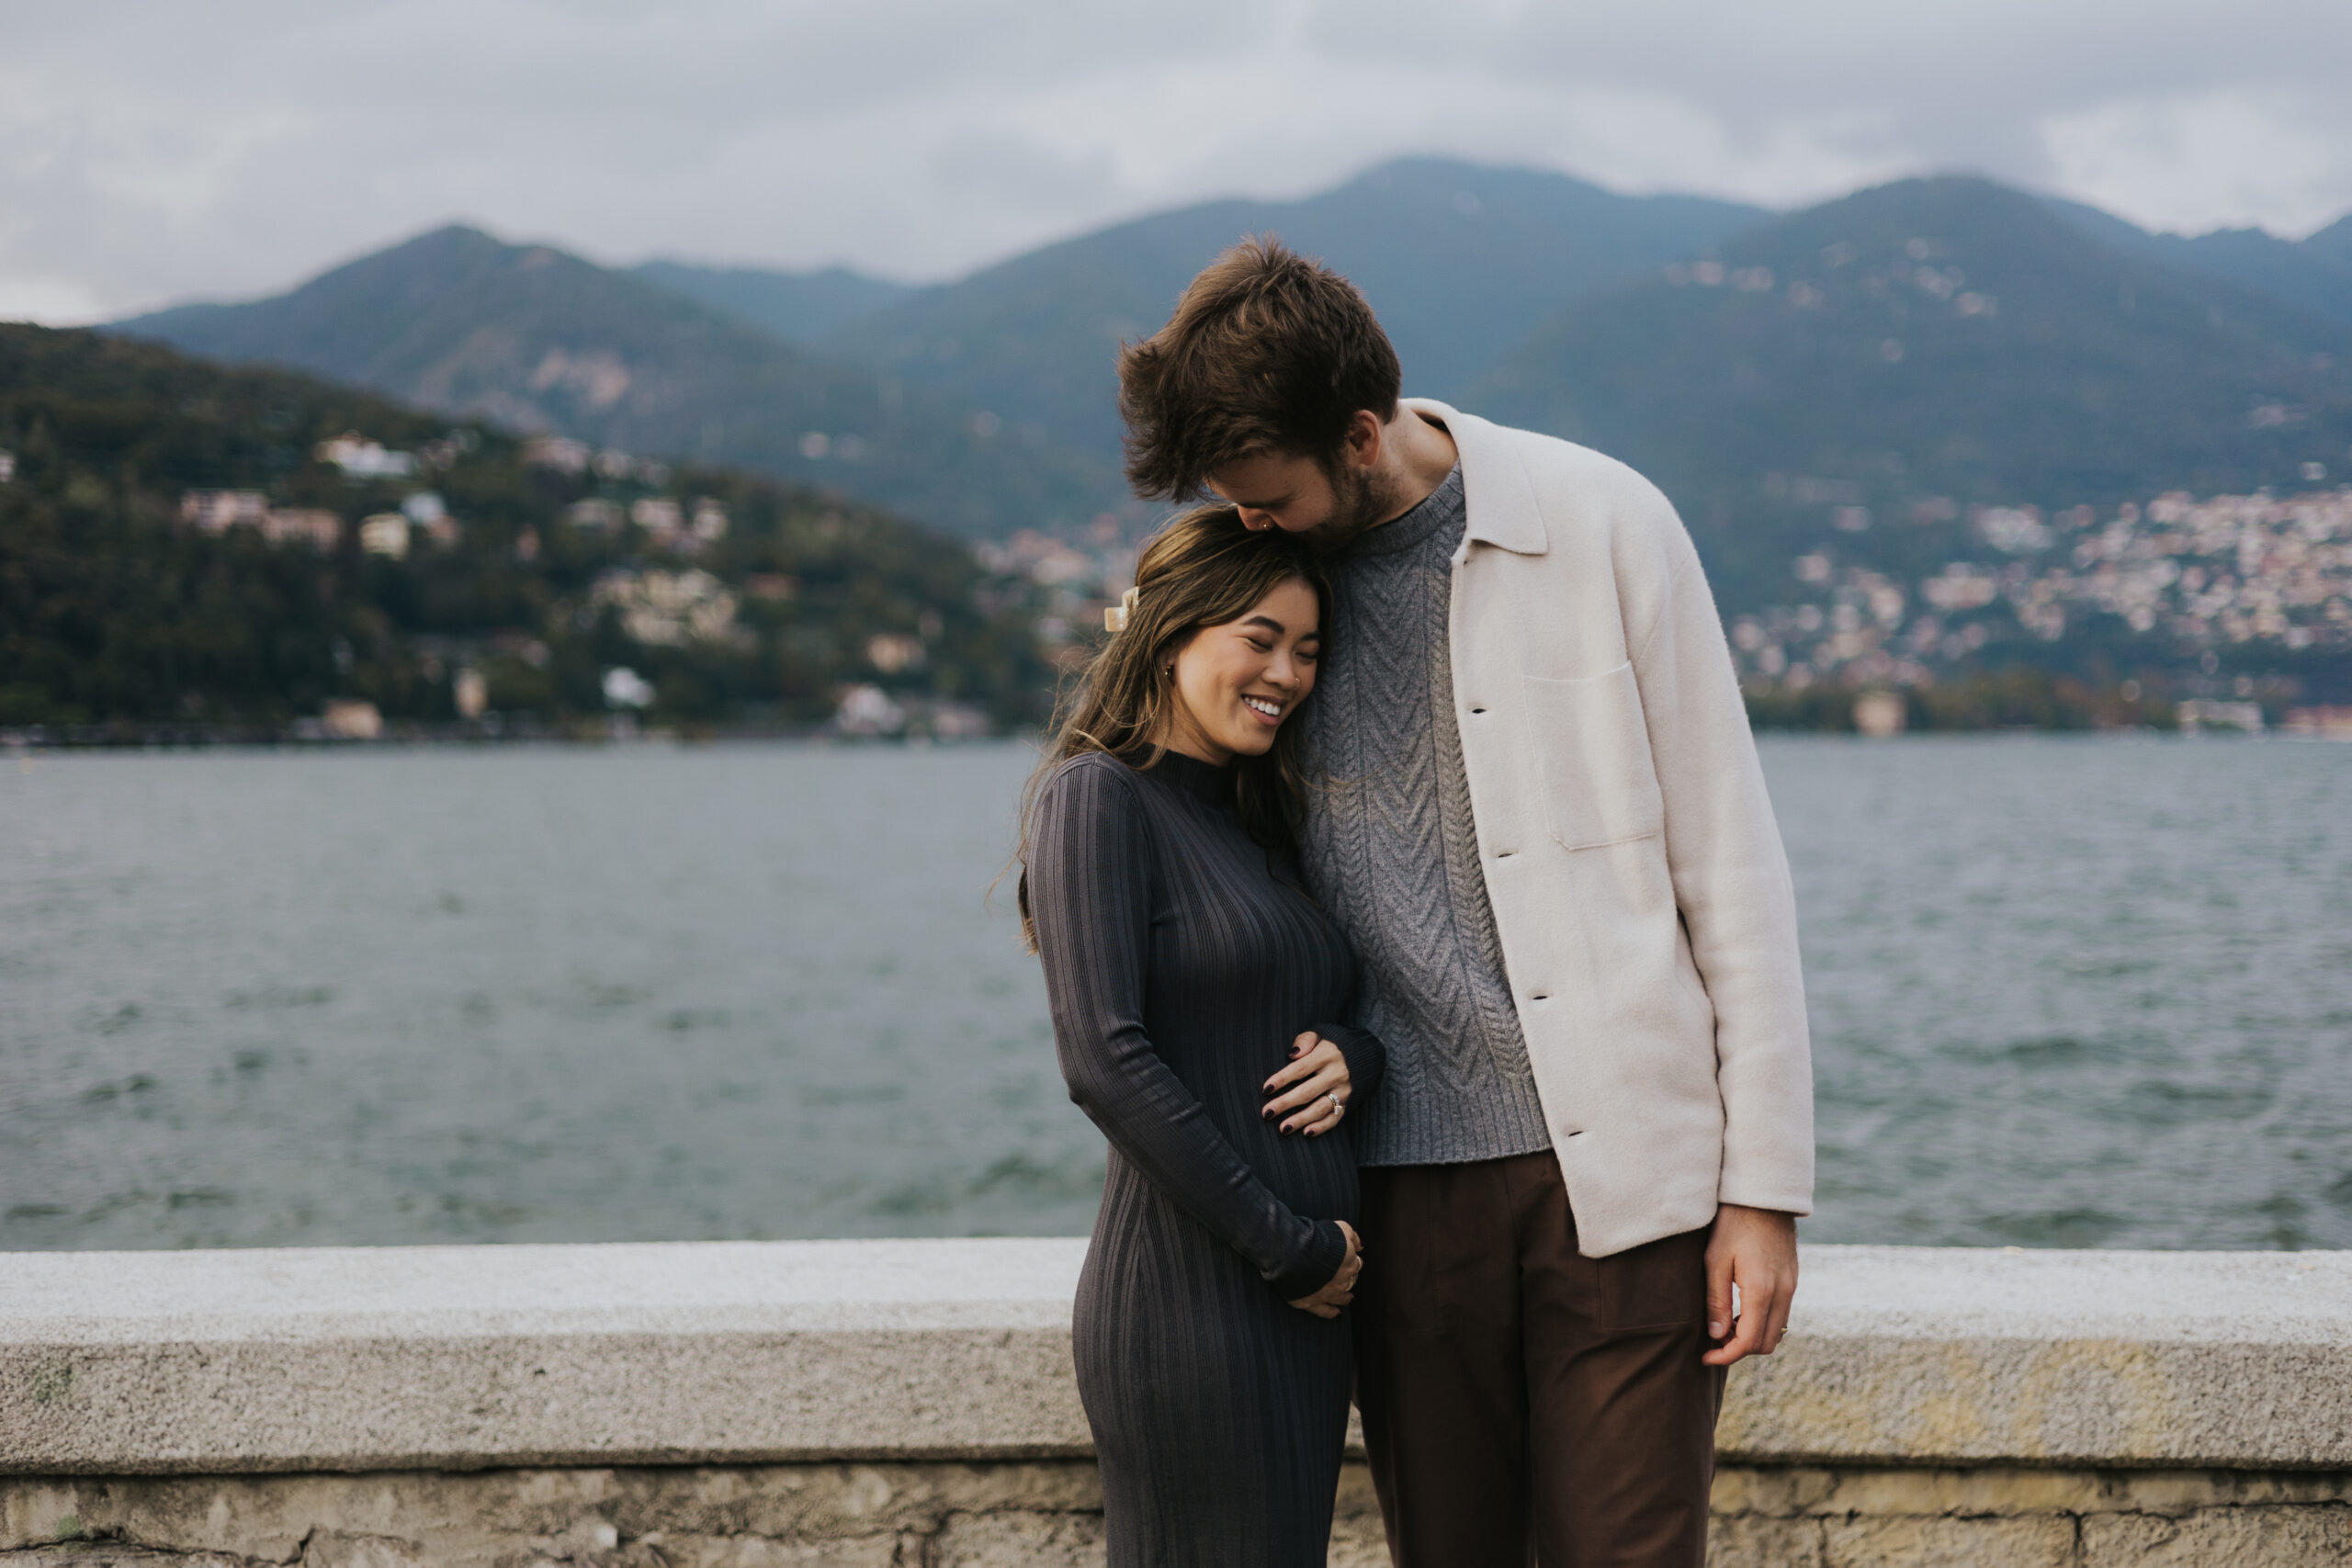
[
  {"x1": 7, "y1": 1241, "x2": 2349, "y2": 1565},
  {"x1": 3, "y1": 1461, "x2": 2347, "y2": 1568}
]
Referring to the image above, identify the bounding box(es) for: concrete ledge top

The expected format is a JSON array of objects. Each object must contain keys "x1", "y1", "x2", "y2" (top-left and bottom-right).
[
  {"x1": 3, "y1": 1241, "x2": 2347, "y2": 1473},
  {"x1": 0, "y1": 1238, "x2": 1091, "y2": 1342},
  {"x1": 1774, "y1": 1244, "x2": 2352, "y2": 1344},
  {"x1": 7, "y1": 1240, "x2": 2346, "y2": 1345}
]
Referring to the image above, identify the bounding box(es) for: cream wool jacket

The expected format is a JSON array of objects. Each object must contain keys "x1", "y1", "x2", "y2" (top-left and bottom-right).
[{"x1": 1408, "y1": 399, "x2": 1815, "y2": 1258}]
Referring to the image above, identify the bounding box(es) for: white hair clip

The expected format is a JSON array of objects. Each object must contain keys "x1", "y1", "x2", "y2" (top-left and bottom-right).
[{"x1": 1103, "y1": 585, "x2": 1140, "y2": 634}]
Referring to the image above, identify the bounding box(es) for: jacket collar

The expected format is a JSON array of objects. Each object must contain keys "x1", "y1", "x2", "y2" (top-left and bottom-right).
[{"x1": 1404, "y1": 398, "x2": 1550, "y2": 557}]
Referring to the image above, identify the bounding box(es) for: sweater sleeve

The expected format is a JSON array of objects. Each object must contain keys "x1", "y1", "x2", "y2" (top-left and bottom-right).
[{"x1": 1030, "y1": 758, "x2": 1347, "y2": 1299}]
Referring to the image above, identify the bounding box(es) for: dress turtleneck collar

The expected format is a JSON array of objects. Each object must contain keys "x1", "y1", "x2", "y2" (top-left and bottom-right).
[{"x1": 1139, "y1": 747, "x2": 1237, "y2": 807}]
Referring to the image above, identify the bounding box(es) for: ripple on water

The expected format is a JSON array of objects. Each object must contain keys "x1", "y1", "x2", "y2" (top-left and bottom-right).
[
  {"x1": 1973, "y1": 1208, "x2": 2132, "y2": 1248},
  {"x1": 2121, "y1": 1079, "x2": 2274, "y2": 1125}
]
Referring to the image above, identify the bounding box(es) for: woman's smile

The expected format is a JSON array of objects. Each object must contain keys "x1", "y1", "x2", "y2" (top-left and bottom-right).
[{"x1": 1161, "y1": 575, "x2": 1322, "y2": 764}]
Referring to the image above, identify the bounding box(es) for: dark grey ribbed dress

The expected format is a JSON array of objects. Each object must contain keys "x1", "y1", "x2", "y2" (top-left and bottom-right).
[{"x1": 1028, "y1": 748, "x2": 1387, "y2": 1568}]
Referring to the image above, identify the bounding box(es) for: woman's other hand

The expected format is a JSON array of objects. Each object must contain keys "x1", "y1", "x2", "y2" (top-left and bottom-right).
[
  {"x1": 1263, "y1": 1031, "x2": 1351, "y2": 1135},
  {"x1": 1288, "y1": 1220, "x2": 1363, "y2": 1318}
]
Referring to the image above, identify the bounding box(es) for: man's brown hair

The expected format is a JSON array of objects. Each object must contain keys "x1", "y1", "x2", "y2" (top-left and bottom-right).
[{"x1": 1117, "y1": 236, "x2": 1401, "y2": 501}]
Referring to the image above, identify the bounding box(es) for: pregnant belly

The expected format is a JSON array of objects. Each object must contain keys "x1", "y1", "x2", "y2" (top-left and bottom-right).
[{"x1": 1246, "y1": 1119, "x2": 1360, "y2": 1218}]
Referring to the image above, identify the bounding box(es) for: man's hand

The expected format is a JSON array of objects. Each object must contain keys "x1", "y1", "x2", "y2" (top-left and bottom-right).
[{"x1": 1702, "y1": 1204, "x2": 1798, "y2": 1367}]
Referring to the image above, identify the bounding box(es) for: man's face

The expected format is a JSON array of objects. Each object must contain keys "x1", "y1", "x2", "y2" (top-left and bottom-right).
[{"x1": 1205, "y1": 447, "x2": 1388, "y2": 550}]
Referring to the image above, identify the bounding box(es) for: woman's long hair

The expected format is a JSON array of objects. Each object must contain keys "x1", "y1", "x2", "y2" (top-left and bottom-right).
[{"x1": 1013, "y1": 504, "x2": 1329, "y2": 952}]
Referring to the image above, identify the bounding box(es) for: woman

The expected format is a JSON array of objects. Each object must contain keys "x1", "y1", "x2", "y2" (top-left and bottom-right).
[{"x1": 1017, "y1": 505, "x2": 1385, "y2": 1567}]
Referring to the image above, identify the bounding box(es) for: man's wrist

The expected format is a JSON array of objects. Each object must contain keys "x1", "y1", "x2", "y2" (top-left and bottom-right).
[{"x1": 1714, "y1": 1205, "x2": 1800, "y2": 1247}]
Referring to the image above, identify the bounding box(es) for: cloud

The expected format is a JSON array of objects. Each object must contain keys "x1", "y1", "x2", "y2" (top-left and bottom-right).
[
  {"x1": 2043, "y1": 88, "x2": 2352, "y2": 237},
  {"x1": 3, "y1": 0, "x2": 2349, "y2": 323}
]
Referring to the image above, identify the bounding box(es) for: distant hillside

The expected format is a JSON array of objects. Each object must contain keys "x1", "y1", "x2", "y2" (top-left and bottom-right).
[
  {"x1": 0, "y1": 323, "x2": 1055, "y2": 732},
  {"x1": 2308, "y1": 216, "x2": 2352, "y2": 268},
  {"x1": 2045, "y1": 199, "x2": 2352, "y2": 328},
  {"x1": 1475, "y1": 176, "x2": 2352, "y2": 609},
  {"x1": 630, "y1": 260, "x2": 914, "y2": 342},
  {"x1": 813, "y1": 157, "x2": 1768, "y2": 460},
  {"x1": 112, "y1": 227, "x2": 1122, "y2": 537},
  {"x1": 104, "y1": 159, "x2": 2352, "y2": 590}
]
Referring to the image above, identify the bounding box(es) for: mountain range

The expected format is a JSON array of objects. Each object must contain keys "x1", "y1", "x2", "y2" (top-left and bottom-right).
[
  {"x1": 629, "y1": 260, "x2": 914, "y2": 344},
  {"x1": 114, "y1": 158, "x2": 1768, "y2": 536},
  {"x1": 119, "y1": 231, "x2": 1116, "y2": 538},
  {"x1": 809, "y1": 158, "x2": 1766, "y2": 459},
  {"x1": 2045, "y1": 201, "x2": 2352, "y2": 330},
  {"x1": 1476, "y1": 176, "x2": 2352, "y2": 604},
  {"x1": 108, "y1": 157, "x2": 2352, "y2": 607}
]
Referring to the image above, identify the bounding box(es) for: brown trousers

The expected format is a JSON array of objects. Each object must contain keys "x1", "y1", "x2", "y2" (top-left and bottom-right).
[{"x1": 1354, "y1": 1152, "x2": 1724, "y2": 1568}]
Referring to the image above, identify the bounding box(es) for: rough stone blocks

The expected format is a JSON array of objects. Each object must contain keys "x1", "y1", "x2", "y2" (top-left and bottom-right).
[
  {"x1": 2082, "y1": 1505, "x2": 2352, "y2": 1565},
  {"x1": 5, "y1": 1462, "x2": 2351, "y2": 1566},
  {"x1": 1710, "y1": 1464, "x2": 2352, "y2": 1568}
]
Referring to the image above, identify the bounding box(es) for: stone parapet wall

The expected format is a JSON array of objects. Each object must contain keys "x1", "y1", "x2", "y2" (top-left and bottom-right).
[
  {"x1": 5, "y1": 1462, "x2": 2347, "y2": 1567},
  {"x1": 1712, "y1": 1464, "x2": 2352, "y2": 1566},
  {"x1": 4, "y1": 1240, "x2": 2348, "y2": 1565},
  {"x1": 1, "y1": 1461, "x2": 1116, "y2": 1568}
]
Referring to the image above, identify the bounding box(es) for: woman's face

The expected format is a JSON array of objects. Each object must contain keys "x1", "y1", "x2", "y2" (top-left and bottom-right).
[{"x1": 1162, "y1": 575, "x2": 1321, "y2": 765}]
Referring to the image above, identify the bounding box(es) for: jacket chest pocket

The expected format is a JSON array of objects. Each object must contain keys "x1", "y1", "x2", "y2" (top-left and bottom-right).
[{"x1": 1520, "y1": 663, "x2": 1665, "y2": 850}]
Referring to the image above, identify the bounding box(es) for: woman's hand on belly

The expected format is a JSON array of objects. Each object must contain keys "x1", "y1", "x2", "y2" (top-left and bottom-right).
[
  {"x1": 1287, "y1": 1220, "x2": 1363, "y2": 1319},
  {"x1": 1262, "y1": 1032, "x2": 1353, "y2": 1137}
]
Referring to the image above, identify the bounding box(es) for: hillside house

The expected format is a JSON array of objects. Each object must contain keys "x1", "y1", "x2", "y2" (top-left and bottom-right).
[
  {"x1": 181, "y1": 490, "x2": 269, "y2": 533},
  {"x1": 261, "y1": 509, "x2": 342, "y2": 549},
  {"x1": 314, "y1": 434, "x2": 415, "y2": 479},
  {"x1": 523, "y1": 436, "x2": 592, "y2": 475},
  {"x1": 358, "y1": 513, "x2": 411, "y2": 558},
  {"x1": 630, "y1": 497, "x2": 684, "y2": 543}
]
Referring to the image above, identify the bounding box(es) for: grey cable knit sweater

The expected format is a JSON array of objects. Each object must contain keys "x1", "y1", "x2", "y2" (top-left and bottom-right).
[{"x1": 1297, "y1": 465, "x2": 1554, "y2": 1167}]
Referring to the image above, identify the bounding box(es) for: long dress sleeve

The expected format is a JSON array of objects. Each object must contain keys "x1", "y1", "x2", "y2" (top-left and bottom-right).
[{"x1": 1031, "y1": 757, "x2": 1346, "y2": 1300}]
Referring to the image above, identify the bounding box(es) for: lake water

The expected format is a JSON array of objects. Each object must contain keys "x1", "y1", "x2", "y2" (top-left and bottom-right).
[{"x1": 4, "y1": 738, "x2": 2347, "y2": 1253}]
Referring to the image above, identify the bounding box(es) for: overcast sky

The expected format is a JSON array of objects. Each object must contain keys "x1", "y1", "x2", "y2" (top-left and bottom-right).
[{"x1": 7, "y1": 0, "x2": 2351, "y2": 323}]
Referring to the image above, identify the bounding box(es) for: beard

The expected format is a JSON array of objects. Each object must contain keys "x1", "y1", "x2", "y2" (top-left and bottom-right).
[{"x1": 1299, "y1": 460, "x2": 1403, "y2": 556}]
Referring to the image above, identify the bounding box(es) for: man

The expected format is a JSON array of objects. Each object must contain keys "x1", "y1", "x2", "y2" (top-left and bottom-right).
[{"x1": 1116, "y1": 239, "x2": 1813, "y2": 1567}]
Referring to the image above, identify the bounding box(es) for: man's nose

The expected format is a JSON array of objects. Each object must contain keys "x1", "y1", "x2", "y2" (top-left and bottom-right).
[{"x1": 1239, "y1": 510, "x2": 1274, "y2": 531}]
